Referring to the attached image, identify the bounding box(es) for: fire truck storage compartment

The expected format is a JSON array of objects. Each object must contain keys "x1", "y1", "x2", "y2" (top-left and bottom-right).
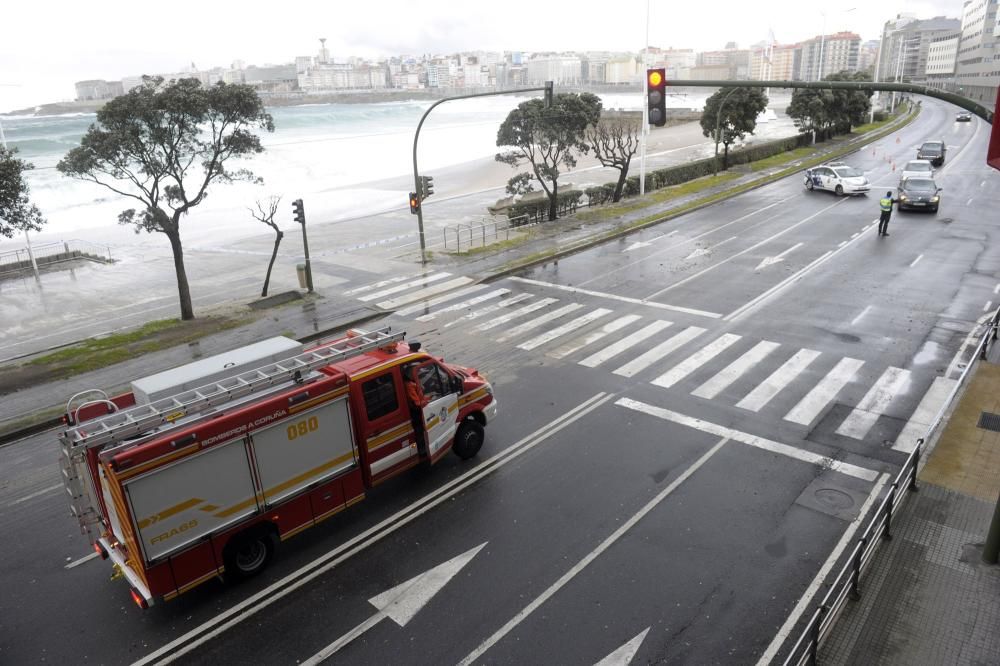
[
  {"x1": 130, "y1": 336, "x2": 304, "y2": 404},
  {"x1": 125, "y1": 436, "x2": 259, "y2": 563},
  {"x1": 249, "y1": 394, "x2": 356, "y2": 506}
]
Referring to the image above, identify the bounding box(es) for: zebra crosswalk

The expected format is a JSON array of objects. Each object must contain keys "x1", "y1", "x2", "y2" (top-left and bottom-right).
[{"x1": 342, "y1": 272, "x2": 931, "y2": 444}]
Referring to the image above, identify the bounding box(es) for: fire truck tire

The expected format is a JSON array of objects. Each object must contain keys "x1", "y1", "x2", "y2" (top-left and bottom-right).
[
  {"x1": 224, "y1": 530, "x2": 275, "y2": 580},
  {"x1": 453, "y1": 421, "x2": 484, "y2": 460}
]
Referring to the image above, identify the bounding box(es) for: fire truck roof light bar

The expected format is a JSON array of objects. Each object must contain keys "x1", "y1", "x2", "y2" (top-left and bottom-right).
[{"x1": 62, "y1": 327, "x2": 407, "y2": 452}]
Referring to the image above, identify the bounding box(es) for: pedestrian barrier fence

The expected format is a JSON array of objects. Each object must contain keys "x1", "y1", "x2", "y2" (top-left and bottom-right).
[
  {"x1": 443, "y1": 217, "x2": 521, "y2": 253},
  {"x1": 781, "y1": 305, "x2": 1000, "y2": 666},
  {"x1": 0, "y1": 239, "x2": 114, "y2": 276}
]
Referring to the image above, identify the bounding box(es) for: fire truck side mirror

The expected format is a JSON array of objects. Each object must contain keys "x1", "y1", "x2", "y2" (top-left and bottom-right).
[{"x1": 451, "y1": 376, "x2": 463, "y2": 394}]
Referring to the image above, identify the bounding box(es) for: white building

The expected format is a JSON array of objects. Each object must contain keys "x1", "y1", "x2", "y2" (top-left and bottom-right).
[
  {"x1": 605, "y1": 57, "x2": 637, "y2": 84},
  {"x1": 525, "y1": 55, "x2": 581, "y2": 84},
  {"x1": 955, "y1": 0, "x2": 1000, "y2": 103}
]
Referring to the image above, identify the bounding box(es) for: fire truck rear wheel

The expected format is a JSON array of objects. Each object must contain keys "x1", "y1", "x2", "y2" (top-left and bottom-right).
[
  {"x1": 453, "y1": 421, "x2": 484, "y2": 460},
  {"x1": 225, "y1": 532, "x2": 274, "y2": 580}
]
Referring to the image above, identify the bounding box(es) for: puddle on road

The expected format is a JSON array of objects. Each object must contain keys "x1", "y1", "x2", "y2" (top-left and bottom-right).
[{"x1": 913, "y1": 340, "x2": 941, "y2": 365}]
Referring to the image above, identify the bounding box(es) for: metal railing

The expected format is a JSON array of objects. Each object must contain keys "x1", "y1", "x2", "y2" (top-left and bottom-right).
[
  {"x1": 0, "y1": 239, "x2": 113, "y2": 275},
  {"x1": 781, "y1": 305, "x2": 1000, "y2": 665},
  {"x1": 442, "y1": 218, "x2": 513, "y2": 253}
]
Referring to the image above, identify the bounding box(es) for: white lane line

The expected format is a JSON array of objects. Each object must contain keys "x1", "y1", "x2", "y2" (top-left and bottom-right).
[
  {"x1": 357, "y1": 272, "x2": 451, "y2": 301},
  {"x1": 967, "y1": 198, "x2": 974, "y2": 206},
  {"x1": 617, "y1": 398, "x2": 878, "y2": 481},
  {"x1": 443, "y1": 293, "x2": 533, "y2": 328},
  {"x1": 412, "y1": 288, "x2": 509, "y2": 321},
  {"x1": 517, "y1": 308, "x2": 612, "y2": 351},
  {"x1": 692, "y1": 340, "x2": 780, "y2": 400},
  {"x1": 651, "y1": 333, "x2": 742, "y2": 389},
  {"x1": 851, "y1": 305, "x2": 873, "y2": 326},
  {"x1": 394, "y1": 284, "x2": 485, "y2": 317},
  {"x1": 784, "y1": 358, "x2": 865, "y2": 426},
  {"x1": 892, "y1": 376, "x2": 959, "y2": 453},
  {"x1": 835, "y1": 367, "x2": 913, "y2": 440},
  {"x1": 984, "y1": 300, "x2": 994, "y2": 312},
  {"x1": 596, "y1": 628, "x2": 651, "y2": 666},
  {"x1": 495, "y1": 303, "x2": 584, "y2": 343},
  {"x1": 837, "y1": 241, "x2": 847, "y2": 248},
  {"x1": 646, "y1": 198, "x2": 847, "y2": 300},
  {"x1": 850, "y1": 232, "x2": 859, "y2": 239},
  {"x1": 343, "y1": 273, "x2": 418, "y2": 296},
  {"x1": 507, "y1": 277, "x2": 722, "y2": 319},
  {"x1": 376, "y1": 277, "x2": 474, "y2": 310},
  {"x1": 477, "y1": 297, "x2": 558, "y2": 331},
  {"x1": 737, "y1": 349, "x2": 822, "y2": 412},
  {"x1": 909, "y1": 254, "x2": 924, "y2": 268},
  {"x1": 548, "y1": 315, "x2": 641, "y2": 360},
  {"x1": 64, "y1": 552, "x2": 100, "y2": 570},
  {"x1": 994, "y1": 283, "x2": 1000, "y2": 295},
  {"x1": 613, "y1": 326, "x2": 706, "y2": 378},
  {"x1": 756, "y1": 473, "x2": 890, "y2": 665},
  {"x1": 579, "y1": 321, "x2": 673, "y2": 368},
  {"x1": 135, "y1": 393, "x2": 615, "y2": 666},
  {"x1": 576, "y1": 197, "x2": 795, "y2": 288},
  {"x1": 458, "y1": 435, "x2": 730, "y2": 666},
  {"x1": 5, "y1": 483, "x2": 62, "y2": 507}
]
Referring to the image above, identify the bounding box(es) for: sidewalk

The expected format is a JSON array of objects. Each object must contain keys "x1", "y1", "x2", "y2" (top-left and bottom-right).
[{"x1": 817, "y1": 344, "x2": 1000, "y2": 664}]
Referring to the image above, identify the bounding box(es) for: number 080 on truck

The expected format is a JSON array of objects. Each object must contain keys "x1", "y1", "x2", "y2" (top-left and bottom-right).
[{"x1": 58, "y1": 327, "x2": 497, "y2": 608}]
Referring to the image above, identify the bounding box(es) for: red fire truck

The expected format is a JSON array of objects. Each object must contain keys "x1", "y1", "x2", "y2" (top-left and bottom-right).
[{"x1": 59, "y1": 327, "x2": 497, "y2": 608}]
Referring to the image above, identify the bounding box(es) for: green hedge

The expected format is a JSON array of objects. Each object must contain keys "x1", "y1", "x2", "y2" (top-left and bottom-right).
[
  {"x1": 508, "y1": 189, "x2": 583, "y2": 223},
  {"x1": 608, "y1": 132, "x2": 824, "y2": 202}
]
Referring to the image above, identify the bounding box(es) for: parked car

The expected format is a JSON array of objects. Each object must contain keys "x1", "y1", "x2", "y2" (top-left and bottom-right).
[
  {"x1": 899, "y1": 159, "x2": 935, "y2": 182},
  {"x1": 916, "y1": 140, "x2": 946, "y2": 166},
  {"x1": 803, "y1": 162, "x2": 871, "y2": 196},
  {"x1": 897, "y1": 177, "x2": 942, "y2": 213},
  {"x1": 956, "y1": 112, "x2": 973, "y2": 122}
]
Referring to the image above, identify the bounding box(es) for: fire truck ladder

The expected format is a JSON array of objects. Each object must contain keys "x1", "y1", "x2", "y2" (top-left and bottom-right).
[
  {"x1": 58, "y1": 328, "x2": 406, "y2": 534},
  {"x1": 62, "y1": 327, "x2": 407, "y2": 454}
]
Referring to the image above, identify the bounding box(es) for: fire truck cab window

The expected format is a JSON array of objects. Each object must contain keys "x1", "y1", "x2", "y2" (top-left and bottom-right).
[
  {"x1": 417, "y1": 363, "x2": 446, "y2": 400},
  {"x1": 362, "y1": 373, "x2": 398, "y2": 421}
]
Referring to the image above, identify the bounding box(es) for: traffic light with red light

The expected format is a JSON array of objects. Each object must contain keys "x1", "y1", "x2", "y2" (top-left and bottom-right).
[
  {"x1": 409, "y1": 192, "x2": 420, "y2": 214},
  {"x1": 647, "y1": 68, "x2": 667, "y2": 127}
]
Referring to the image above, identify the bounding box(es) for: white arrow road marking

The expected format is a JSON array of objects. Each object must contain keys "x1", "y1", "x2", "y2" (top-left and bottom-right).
[
  {"x1": 594, "y1": 628, "x2": 651, "y2": 666},
  {"x1": 684, "y1": 237, "x2": 737, "y2": 261},
  {"x1": 624, "y1": 231, "x2": 675, "y2": 253},
  {"x1": 302, "y1": 543, "x2": 487, "y2": 664},
  {"x1": 754, "y1": 242, "x2": 804, "y2": 271}
]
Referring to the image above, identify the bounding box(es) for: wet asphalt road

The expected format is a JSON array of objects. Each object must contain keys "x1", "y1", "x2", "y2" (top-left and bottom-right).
[{"x1": 2, "y1": 98, "x2": 999, "y2": 665}]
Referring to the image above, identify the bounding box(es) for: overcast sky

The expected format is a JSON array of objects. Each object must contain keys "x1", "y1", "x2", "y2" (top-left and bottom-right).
[{"x1": 1, "y1": 0, "x2": 962, "y2": 112}]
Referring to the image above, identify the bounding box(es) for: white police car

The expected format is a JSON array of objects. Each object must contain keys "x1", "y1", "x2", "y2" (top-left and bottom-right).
[{"x1": 803, "y1": 162, "x2": 871, "y2": 196}]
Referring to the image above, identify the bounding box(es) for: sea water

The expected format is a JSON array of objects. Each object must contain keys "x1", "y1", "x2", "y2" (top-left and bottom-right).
[{"x1": 1, "y1": 91, "x2": 710, "y2": 251}]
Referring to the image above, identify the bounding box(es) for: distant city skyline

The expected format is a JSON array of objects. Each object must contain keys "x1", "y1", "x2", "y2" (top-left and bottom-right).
[{"x1": 1, "y1": 0, "x2": 962, "y2": 111}]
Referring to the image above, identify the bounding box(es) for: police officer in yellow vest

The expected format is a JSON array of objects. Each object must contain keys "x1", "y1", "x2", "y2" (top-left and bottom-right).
[{"x1": 878, "y1": 191, "x2": 897, "y2": 237}]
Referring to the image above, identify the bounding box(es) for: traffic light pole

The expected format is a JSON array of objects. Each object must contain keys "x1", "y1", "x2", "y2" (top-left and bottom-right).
[{"x1": 411, "y1": 82, "x2": 554, "y2": 265}]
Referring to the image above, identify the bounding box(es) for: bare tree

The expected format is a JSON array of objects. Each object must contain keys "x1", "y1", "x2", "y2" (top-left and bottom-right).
[
  {"x1": 585, "y1": 116, "x2": 640, "y2": 202},
  {"x1": 249, "y1": 196, "x2": 283, "y2": 297}
]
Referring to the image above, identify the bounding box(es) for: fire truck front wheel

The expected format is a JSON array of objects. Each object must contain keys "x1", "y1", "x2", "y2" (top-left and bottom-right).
[
  {"x1": 453, "y1": 420, "x2": 485, "y2": 460},
  {"x1": 224, "y1": 529, "x2": 275, "y2": 580}
]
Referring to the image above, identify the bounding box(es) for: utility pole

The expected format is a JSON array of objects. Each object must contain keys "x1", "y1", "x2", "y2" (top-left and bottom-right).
[{"x1": 639, "y1": 0, "x2": 650, "y2": 197}]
